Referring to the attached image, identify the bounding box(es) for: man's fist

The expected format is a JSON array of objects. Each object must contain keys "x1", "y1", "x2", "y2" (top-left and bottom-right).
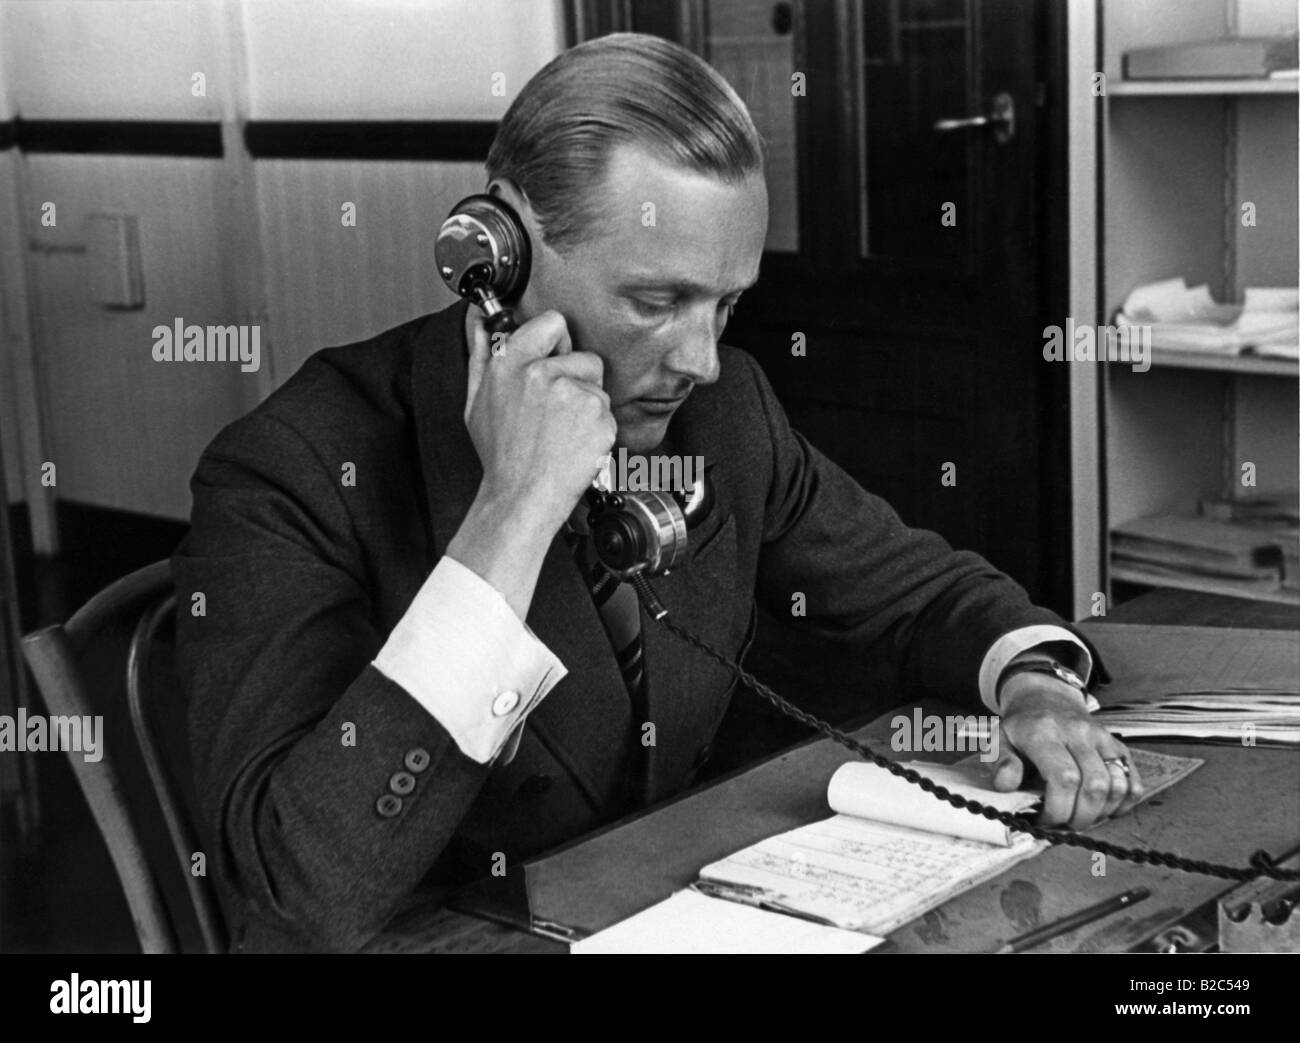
[
  {"x1": 464, "y1": 308, "x2": 617, "y2": 536},
  {"x1": 993, "y1": 679, "x2": 1145, "y2": 830}
]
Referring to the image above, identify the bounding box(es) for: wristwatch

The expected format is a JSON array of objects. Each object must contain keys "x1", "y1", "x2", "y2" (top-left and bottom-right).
[{"x1": 998, "y1": 657, "x2": 1089, "y2": 700}]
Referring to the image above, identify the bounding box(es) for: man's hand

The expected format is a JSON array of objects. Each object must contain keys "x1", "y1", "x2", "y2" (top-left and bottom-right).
[
  {"x1": 463, "y1": 307, "x2": 617, "y2": 536},
  {"x1": 991, "y1": 677, "x2": 1145, "y2": 830},
  {"x1": 445, "y1": 308, "x2": 616, "y2": 623}
]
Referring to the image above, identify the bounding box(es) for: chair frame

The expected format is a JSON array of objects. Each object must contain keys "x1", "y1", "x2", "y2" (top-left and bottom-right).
[{"x1": 21, "y1": 560, "x2": 227, "y2": 954}]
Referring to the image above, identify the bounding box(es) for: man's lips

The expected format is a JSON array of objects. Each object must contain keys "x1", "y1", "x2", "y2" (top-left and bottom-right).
[
  {"x1": 628, "y1": 394, "x2": 688, "y2": 416},
  {"x1": 632, "y1": 387, "x2": 692, "y2": 405}
]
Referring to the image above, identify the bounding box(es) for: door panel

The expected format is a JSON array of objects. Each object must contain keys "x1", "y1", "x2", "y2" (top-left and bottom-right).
[{"x1": 568, "y1": 1, "x2": 1069, "y2": 736}]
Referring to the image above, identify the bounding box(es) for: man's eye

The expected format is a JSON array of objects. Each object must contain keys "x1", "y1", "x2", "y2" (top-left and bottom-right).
[{"x1": 631, "y1": 297, "x2": 676, "y2": 318}]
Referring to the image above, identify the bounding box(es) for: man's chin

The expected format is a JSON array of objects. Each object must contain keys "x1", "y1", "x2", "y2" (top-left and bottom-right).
[{"x1": 613, "y1": 405, "x2": 677, "y2": 453}]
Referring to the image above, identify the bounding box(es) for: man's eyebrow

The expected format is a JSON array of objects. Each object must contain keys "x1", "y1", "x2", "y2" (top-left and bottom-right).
[{"x1": 616, "y1": 273, "x2": 761, "y2": 298}]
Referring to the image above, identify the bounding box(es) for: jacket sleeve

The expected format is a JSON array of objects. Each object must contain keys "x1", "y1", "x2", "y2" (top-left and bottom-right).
[
  {"x1": 742, "y1": 355, "x2": 1107, "y2": 710},
  {"x1": 172, "y1": 411, "x2": 556, "y2": 951}
]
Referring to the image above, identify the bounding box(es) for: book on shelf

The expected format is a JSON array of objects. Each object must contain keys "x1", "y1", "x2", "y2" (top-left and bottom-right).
[
  {"x1": 1199, "y1": 495, "x2": 1300, "y2": 592},
  {"x1": 1110, "y1": 514, "x2": 1293, "y2": 598},
  {"x1": 1123, "y1": 36, "x2": 1299, "y2": 80}
]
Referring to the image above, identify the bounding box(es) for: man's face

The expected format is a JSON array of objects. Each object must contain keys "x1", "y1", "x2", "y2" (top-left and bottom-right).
[{"x1": 502, "y1": 143, "x2": 768, "y2": 452}]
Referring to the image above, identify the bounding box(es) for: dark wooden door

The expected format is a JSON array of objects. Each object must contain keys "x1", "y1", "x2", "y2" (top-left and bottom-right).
[{"x1": 567, "y1": 0, "x2": 1072, "y2": 749}]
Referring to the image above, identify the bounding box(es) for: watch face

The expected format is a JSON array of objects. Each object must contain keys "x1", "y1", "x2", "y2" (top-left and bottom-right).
[{"x1": 1057, "y1": 665, "x2": 1085, "y2": 687}]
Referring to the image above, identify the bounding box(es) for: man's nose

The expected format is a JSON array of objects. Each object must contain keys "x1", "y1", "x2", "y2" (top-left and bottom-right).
[{"x1": 665, "y1": 304, "x2": 723, "y2": 386}]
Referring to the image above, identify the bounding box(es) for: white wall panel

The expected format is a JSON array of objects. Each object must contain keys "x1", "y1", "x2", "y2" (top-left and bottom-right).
[
  {"x1": 0, "y1": 1, "x2": 14, "y2": 120},
  {"x1": 6, "y1": 0, "x2": 224, "y2": 120},
  {"x1": 255, "y1": 159, "x2": 479, "y2": 384},
  {"x1": 242, "y1": 0, "x2": 563, "y2": 119},
  {"x1": 25, "y1": 154, "x2": 247, "y2": 519}
]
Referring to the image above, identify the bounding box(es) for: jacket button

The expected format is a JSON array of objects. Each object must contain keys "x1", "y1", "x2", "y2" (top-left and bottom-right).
[
  {"x1": 375, "y1": 794, "x2": 403, "y2": 818},
  {"x1": 404, "y1": 747, "x2": 431, "y2": 773},
  {"x1": 693, "y1": 744, "x2": 713, "y2": 770},
  {"x1": 517, "y1": 774, "x2": 553, "y2": 798},
  {"x1": 491, "y1": 690, "x2": 520, "y2": 717},
  {"x1": 389, "y1": 770, "x2": 416, "y2": 796}
]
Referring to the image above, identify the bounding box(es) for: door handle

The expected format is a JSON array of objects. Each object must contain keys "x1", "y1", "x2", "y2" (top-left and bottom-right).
[{"x1": 933, "y1": 91, "x2": 1015, "y2": 144}]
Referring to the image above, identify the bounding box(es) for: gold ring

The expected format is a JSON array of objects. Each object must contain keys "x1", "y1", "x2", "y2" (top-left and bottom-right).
[{"x1": 1103, "y1": 757, "x2": 1131, "y2": 776}]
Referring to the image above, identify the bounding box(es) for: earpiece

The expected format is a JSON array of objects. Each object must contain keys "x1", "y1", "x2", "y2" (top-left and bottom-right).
[{"x1": 435, "y1": 194, "x2": 531, "y2": 337}]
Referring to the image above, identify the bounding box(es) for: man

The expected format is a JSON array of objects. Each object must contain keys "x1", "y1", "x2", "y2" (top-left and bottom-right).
[{"x1": 175, "y1": 33, "x2": 1141, "y2": 953}]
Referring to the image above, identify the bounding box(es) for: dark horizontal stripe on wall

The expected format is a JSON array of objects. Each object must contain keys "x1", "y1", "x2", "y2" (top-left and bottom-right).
[
  {"x1": 0, "y1": 120, "x2": 15, "y2": 151},
  {"x1": 14, "y1": 119, "x2": 223, "y2": 157},
  {"x1": 245, "y1": 121, "x2": 498, "y2": 161},
  {"x1": 57, "y1": 500, "x2": 189, "y2": 562}
]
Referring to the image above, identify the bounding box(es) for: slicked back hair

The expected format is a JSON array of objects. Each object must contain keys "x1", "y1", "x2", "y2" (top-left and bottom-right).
[{"x1": 486, "y1": 33, "x2": 765, "y2": 252}]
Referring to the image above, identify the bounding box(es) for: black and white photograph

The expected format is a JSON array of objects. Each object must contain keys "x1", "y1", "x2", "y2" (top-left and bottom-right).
[{"x1": 0, "y1": 0, "x2": 1296, "y2": 1005}]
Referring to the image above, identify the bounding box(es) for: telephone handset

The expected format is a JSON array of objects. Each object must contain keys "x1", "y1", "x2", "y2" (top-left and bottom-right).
[
  {"x1": 436, "y1": 193, "x2": 711, "y2": 594},
  {"x1": 437, "y1": 196, "x2": 1295, "y2": 885}
]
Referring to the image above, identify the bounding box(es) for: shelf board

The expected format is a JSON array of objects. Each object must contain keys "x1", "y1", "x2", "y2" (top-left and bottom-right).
[
  {"x1": 1111, "y1": 566, "x2": 1300, "y2": 606},
  {"x1": 1142, "y1": 348, "x2": 1299, "y2": 377},
  {"x1": 1110, "y1": 78, "x2": 1298, "y2": 96}
]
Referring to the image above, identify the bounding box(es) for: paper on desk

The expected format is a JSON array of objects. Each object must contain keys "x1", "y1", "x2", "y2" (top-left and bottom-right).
[
  {"x1": 569, "y1": 888, "x2": 882, "y2": 954},
  {"x1": 826, "y1": 761, "x2": 1038, "y2": 847}
]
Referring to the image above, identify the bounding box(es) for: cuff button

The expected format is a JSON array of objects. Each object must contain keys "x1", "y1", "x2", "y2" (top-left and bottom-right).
[
  {"x1": 375, "y1": 794, "x2": 403, "y2": 818},
  {"x1": 491, "y1": 690, "x2": 521, "y2": 717},
  {"x1": 389, "y1": 770, "x2": 416, "y2": 796},
  {"x1": 404, "y1": 747, "x2": 431, "y2": 773}
]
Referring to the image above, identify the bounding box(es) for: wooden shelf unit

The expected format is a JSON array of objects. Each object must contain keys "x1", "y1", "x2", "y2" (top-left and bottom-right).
[{"x1": 1094, "y1": 0, "x2": 1299, "y2": 610}]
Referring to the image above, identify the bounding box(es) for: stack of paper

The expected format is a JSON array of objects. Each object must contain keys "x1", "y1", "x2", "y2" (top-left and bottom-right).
[
  {"x1": 1111, "y1": 514, "x2": 1286, "y2": 598},
  {"x1": 1115, "y1": 279, "x2": 1299, "y2": 358},
  {"x1": 1199, "y1": 495, "x2": 1300, "y2": 592},
  {"x1": 1096, "y1": 689, "x2": 1300, "y2": 747}
]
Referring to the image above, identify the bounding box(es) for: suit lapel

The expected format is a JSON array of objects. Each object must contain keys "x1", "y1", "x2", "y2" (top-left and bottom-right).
[
  {"x1": 620, "y1": 426, "x2": 742, "y2": 803},
  {"x1": 636, "y1": 483, "x2": 740, "y2": 803},
  {"x1": 409, "y1": 302, "x2": 632, "y2": 813}
]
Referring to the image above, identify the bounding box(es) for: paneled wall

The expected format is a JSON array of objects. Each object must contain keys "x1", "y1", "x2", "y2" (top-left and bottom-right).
[
  {"x1": 0, "y1": 0, "x2": 564, "y2": 530},
  {"x1": 254, "y1": 159, "x2": 475, "y2": 382},
  {"x1": 24, "y1": 154, "x2": 245, "y2": 518}
]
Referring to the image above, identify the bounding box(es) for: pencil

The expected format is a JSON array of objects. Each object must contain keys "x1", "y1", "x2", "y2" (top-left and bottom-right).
[{"x1": 995, "y1": 887, "x2": 1152, "y2": 953}]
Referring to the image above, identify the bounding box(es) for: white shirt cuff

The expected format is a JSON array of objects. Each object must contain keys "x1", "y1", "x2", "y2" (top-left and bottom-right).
[
  {"x1": 978, "y1": 625, "x2": 1098, "y2": 714},
  {"x1": 373, "y1": 555, "x2": 566, "y2": 764}
]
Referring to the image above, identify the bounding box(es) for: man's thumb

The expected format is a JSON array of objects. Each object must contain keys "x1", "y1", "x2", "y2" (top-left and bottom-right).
[{"x1": 992, "y1": 748, "x2": 1024, "y2": 792}]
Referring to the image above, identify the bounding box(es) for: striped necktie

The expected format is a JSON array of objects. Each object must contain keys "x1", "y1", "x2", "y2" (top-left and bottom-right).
[
  {"x1": 563, "y1": 509, "x2": 652, "y2": 809},
  {"x1": 562, "y1": 523, "x2": 648, "y2": 712}
]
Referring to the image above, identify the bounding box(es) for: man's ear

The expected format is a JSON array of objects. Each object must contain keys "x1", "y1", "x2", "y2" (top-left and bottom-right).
[
  {"x1": 487, "y1": 178, "x2": 557, "y2": 272},
  {"x1": 487, "y1": 177, "x2": 535, "y2": 225}
]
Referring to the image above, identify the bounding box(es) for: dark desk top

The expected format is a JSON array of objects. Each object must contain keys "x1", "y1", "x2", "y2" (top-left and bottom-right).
[
  {"x1": 1103, "y1": 588, "x2": 1299, "y2": 631},
  {"x1": 365, "y1": 589, "x2": 1298, "y2": 954}
]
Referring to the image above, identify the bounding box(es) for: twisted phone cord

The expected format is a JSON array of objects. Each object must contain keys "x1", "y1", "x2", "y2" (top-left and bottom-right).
[{"x1": 653, "y1": 612, "x2": 1300, "y2": 884}]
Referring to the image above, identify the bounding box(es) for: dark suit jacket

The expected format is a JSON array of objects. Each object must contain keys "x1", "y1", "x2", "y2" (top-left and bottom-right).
[{"x1": 174, "y1": 299, "x2": 1099, "y2": 952}]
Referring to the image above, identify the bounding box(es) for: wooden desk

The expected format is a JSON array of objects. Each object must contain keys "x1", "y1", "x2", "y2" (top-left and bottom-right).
[{"x1": 366, "y1": 591, "x2": 1298, "y2": 954}]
